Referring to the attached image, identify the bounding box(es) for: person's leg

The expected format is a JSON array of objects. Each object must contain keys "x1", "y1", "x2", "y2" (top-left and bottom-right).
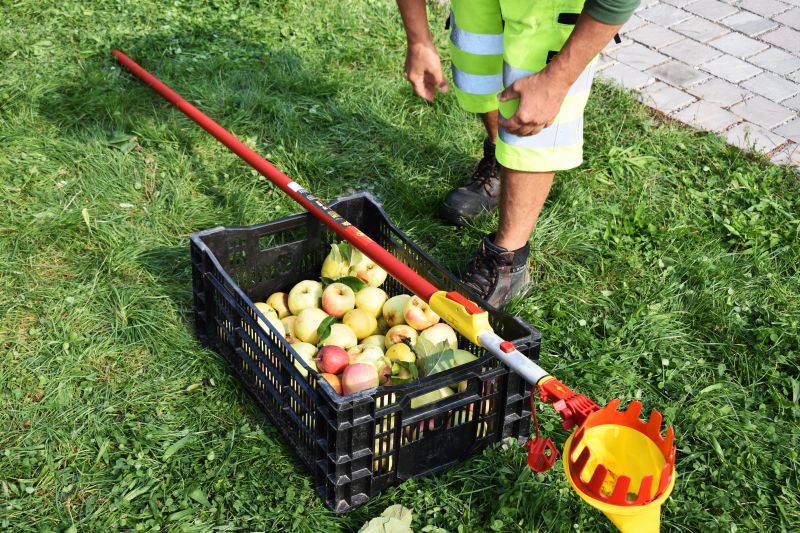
[
  {"x1": 494, "y1": 168, "x2": 554, "y2": 250},
  {"x1": 480, "y1": 110, "x2": 499, "y2": 144},
  {"x1": 441, "y1": 0, "x2": 505, "y2": 225},
  {"x1": 460, "y1": 0, "x2": 597, "y2": 307}
]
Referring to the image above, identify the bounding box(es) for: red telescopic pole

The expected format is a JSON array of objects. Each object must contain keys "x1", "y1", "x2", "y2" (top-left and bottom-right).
[{"x1": 111, "y1": 50, "x2": 438, "y2": 302}]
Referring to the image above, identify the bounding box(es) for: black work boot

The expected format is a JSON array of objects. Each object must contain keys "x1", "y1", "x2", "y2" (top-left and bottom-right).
[
  {"x1": 461, "y1": 234, "x2": 531, "y2": 308},
  {"x1": 440, "y1": 138, "x2": 500, "y2": 225}
]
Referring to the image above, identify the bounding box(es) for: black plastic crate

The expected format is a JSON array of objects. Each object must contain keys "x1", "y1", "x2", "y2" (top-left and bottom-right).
[{"x1": 190, "y1": 192, "x2": 541, "y2": 513}]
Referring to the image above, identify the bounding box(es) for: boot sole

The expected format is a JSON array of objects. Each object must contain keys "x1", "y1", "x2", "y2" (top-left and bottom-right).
[{"x1": 439, "y1": 204, "x2": 468, "y2": 226}]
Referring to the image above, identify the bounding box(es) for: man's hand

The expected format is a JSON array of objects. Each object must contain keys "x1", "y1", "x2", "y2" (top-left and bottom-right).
[
  {"x1": 497, "y1": 71, "x2": 570, "y2": 137},
  {"x1": 497, "y1": 12, "x2": 624, "y2": 137},
  {"x1": 405, "y1": 42, "x2": 449, "y2": 102}
]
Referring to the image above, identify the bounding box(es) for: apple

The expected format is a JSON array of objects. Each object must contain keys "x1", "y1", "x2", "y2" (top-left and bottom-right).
[
  {"x1": 320, "y1": 242, "x2": 350, "y2": 280},
  {"x1": 291, "y1": 342, "x2": 318, "y2": 378},
  {"x1": 361, "y1": 335, "x2": 385, "y2": 351},
  {"x1": 321, "y1": 282, "x2": 356, "y2": 318},
  {"x1": 355, "y1": 287, "x2": 388, "y2": 318},
  {"x1": 294, "y1": 307, "x2": 329, "y2": 344},
  {"x1": 382, "y1": 295, "x2": 411, "y2": 327},
  {"x1": 348, "y1": 346, "x2": 390, "y2": 383},
  {"x1": 375, "y1": 316, "x2": 390, "y2": 335},
  {"x1": 450, "y1": 349, "x2": 478, "y2": 392},
  {"x1": 255, "y1": 301, "x2": 278, "y2": 319},
  {"x1": 287, "y1": 280, "x2": 323, "y2": 315},
  {"x1": 315, "y1": 345, "x2": 349, "y2": 374},
  {"x1": 265, "y1": 315, "x2": 286, "y2": 337},
  {"x1": 403, "y1": 296, "x2": 440, "y2": 330},
  {"x1": 319, "y1": 323, "x2": 358, "y2": 350},
  {"x1": 385, "y1": 342, "x2": 416, "y2": 364},
  {"x1": 281, "y1": 315, "x2": 299, "y2": 344},
  {"x1": 342, "y1": 308, "x2": 377, "y2": 340},
  {"x1": 384, "y1": 325, "x2": 418, "y2": 349},
  {"x1": 347, "y1": 344, "x2": 385, "y2": 365},
  {"x1": 266, "y1": 292, "x2": 291, "y2": 318},
  {"x1": 389, "y1": 363, "x2": 413, "y2": 382},
  {"x1": 452, "y1": 349, "x2": 478, "y2": 367},
  {"x1": 373, "y1": 435, "x2": 395, "y2": 472},
  {"x1": 320, "y1": 372, "x2": 342, "y2": 395},
  {"x1": 410, "y1": 386, "x2": 453, "y2": 409},
  {"x1": 341, "y1": 363, "x2": 379, "y2": 395},
  {"x1": 255, "y1": 303, "x2": 285, "y2": 335},
  {"x1": 348, "y1": 249, "x2": 388, "y2": 287},
  {"x1": 418, "y1": 323, "x2": 458, "y2": 350}
]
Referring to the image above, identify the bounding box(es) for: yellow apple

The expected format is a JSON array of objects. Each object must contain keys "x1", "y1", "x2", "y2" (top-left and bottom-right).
[
  {"x1": 266, "y1": 292, "x2": 291, "y2": 318},
  {"x1": 355, "y1": 287, "x2": 388, "y2": 318},
  {"x1": 384, "y1": 325, "x2": 418, "y2": 349},
  {"x1": 294, "y1": 307, "x2": 329, "y2": 344},
  {"x1": 342, "y1": 308, "x2": 378, "y2": 340},
  {"x1": 403, "y1": 296, "x2": 440, "y2": 330}
]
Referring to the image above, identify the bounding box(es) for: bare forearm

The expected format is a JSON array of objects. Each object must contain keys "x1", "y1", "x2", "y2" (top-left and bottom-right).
[
  {"x1": 396, "y1": 0, "x2": 433, "y2": 46},
  {"x1": 543, "y1": 12, "x2": 622, "y2": 91}
]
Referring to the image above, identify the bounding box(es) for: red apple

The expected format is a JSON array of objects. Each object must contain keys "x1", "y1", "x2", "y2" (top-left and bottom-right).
[
  {"x1": 315, "y1": 345, "x2": 349, "y2": 374},
  {"x1": 341, "y1": 363, "x2": 379, "y2": 396},
  {"x1": 321, "y1": 282, "x2": 356, "y2": 318}
]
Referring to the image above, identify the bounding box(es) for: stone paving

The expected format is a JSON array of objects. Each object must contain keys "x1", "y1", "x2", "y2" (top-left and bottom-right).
[{"x1": 598, "y1": 0, "x2": 800, "y2": 166}]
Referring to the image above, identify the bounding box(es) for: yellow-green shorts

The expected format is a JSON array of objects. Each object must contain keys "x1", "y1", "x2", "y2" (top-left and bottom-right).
[{"x1": 449, "y1": 0, "x2": 597, "y2": 172}]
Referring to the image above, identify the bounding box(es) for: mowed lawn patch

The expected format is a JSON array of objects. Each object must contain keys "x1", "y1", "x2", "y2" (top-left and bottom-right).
[{"x1": 1, "y1": 0, "x2": 799, "y2": 531}]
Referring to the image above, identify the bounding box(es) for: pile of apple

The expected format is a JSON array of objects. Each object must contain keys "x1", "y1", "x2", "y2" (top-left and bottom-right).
[{"x1": 251, "y1": 242, "x2": 478, "y2": 399}]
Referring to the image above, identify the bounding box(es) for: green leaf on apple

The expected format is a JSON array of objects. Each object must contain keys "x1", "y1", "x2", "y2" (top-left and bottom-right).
[
  {"x1": 334, "y1": 276, "x2": 367, "y2": 292},
  {"x1": 321, "y1": 276, "x2": 336, "y2": 286},
  {"x1": 337, "y1": 241, "x2": 352, "y2": 263},
  {"x1": 395, "y1": 359, "x2": 419, "y2": 380},
  {"x1": 316, "y1": 315, "x2": 337, "y2": 342},
  {"x1": 416, "y1": 338, "x2": 456, "y2": 376},
  {"x1": 413, "y1": 337, "x2": 438, "y2": 360},
  {"x1": 422, "y1": 348, "x2": 456, "y2": 377}
]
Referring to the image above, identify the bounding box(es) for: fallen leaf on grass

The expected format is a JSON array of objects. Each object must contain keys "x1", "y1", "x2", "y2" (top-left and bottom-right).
[{"x1": 358, "y1": 504, "x2": 413, "y2": 533}]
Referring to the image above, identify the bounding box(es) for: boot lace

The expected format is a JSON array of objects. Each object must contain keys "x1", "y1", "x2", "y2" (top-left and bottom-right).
[
  {"x1": 465, "y1": 153, "x2": 499, "y2": 193},
  {"x1": 462, "y1": 246, "x2": 500, "y2": 298}
]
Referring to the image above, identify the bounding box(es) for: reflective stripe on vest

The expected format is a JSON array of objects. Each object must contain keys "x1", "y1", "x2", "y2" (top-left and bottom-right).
[
  {"x1": 499, "y1": 117, "x2": 583, "y2": 148},
  {"x1": 503, "y1": 62, "x2": 595, "y2": 98},
  {"x1": 452, "y1": 66, "x2": 503, "y2": 95},
  {"x1": 450, "y1": 12, "x2": 503, "y2": 56}
]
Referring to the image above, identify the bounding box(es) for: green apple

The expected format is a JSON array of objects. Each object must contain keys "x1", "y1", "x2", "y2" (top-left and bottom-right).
[
  {"x1": 343, "y1": 308, "x2": 377, "y2": 340},
  {"x1": 319, "y1": 323, "x2": 358, "y2": 350},
  {"x1": 382, "y1": 295, "x2": 411, "y2": 327},
  {"x1": 294, "y1": 307, "x2": 329, "y2": 344},
  {"x1": 287, "y1": 280, "x2": 323, "y2": 315},
  {"x1": 291, "y1": 342, "x2": 318, "y2": 378}
]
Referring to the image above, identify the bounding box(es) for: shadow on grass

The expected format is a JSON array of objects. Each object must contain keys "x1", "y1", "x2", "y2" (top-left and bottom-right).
[{"x1": 39, "y1": 27, "x2": 487, "y2": 286}]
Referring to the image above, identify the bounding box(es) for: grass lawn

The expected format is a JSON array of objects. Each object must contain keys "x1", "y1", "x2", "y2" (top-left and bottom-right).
[{"x1": 2, "y1": 0, "x2": 799, "y2": 531}]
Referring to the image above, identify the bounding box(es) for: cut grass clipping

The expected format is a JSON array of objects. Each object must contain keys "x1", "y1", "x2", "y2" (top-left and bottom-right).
[{"x1": 1, "y1": 0, "x2": 799, "y2": 531}]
